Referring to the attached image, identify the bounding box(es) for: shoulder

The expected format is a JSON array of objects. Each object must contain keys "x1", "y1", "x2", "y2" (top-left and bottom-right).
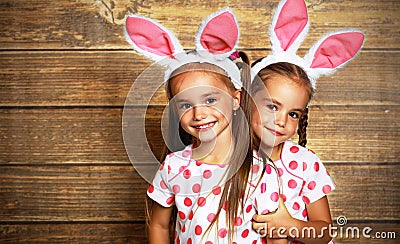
[
  {"x1": 164, "y1": 144, "x2": 193, "y2": 164},
  {"x1": 281, "y1": 141, "x2": 321, "y2": 165}
]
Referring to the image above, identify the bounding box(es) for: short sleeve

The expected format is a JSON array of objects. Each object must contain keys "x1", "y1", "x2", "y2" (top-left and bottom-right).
[
  {"x1": 301, "y1": 154, "x2": 336, "y2": 204},
  {"x1": 147, "y1": 161, "x2": 175, "y2": 207}
]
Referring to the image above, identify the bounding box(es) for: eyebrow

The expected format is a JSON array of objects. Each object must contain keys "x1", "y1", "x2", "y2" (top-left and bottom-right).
[
  {"x1": 175, "y1": 91, "x2": 221, "y2": 103},
  {"x1": 264, "y1": 97, "x2": 306, "y2": 113}
]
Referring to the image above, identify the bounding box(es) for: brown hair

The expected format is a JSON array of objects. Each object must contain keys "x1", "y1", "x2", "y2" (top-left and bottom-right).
[{"x1": 251, "y1": 62, "x2": 314, "y2": 147}]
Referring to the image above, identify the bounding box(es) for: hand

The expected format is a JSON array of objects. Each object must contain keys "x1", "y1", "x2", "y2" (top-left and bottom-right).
[{"x1": 252, "y1": 196, "x2": 296, "y2": 239}]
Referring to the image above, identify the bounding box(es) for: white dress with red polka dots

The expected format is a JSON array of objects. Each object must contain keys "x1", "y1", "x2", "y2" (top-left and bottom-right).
[
  {"x1": 147, "y1": 144, "x2": 280, "y2": 244},
  {"x1": 261, "y1": 140, "x2": 336, "y2": 244}
]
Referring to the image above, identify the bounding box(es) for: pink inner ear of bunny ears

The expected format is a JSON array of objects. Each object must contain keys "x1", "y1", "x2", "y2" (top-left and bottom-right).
[
  {"x1": 200, "y1": 12, "x2": 238, "y2": 54},
  {"x1": 274, "y1": 0, "x2": 308, "y2": 51},
  {"x1": 126, "y1": 16, "x2": 175, "y2": 57},
  {"x1": 310, "y1": 32, "x2": 364, "y2": 69}
]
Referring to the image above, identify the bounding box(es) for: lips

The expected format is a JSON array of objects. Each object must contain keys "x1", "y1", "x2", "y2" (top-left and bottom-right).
[
  {"x1": 266, "y1": 127, "x2": 283, "y2": 136},
  {"x1": 193, "y1": 122, "x2": 216, "y2": 132}
]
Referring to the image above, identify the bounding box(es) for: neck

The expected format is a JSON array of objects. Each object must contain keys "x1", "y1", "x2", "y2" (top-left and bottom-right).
[
  {"x1": 258, "y1": 142, "x2": 283, "y2": 162},
  {"x1": 192, "y1": 132, "x2": 233, "y2": 164}
]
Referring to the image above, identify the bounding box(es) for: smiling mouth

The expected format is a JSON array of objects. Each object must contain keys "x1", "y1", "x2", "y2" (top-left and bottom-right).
[
  {"x1": 193, "y1": 122, "x2": 216, "y2": 131},
  {"x1": 266, "y1": 127, "x2": 283, "y2": 136}
]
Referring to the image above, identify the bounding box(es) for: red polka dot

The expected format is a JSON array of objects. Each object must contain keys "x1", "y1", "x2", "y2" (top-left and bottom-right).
[
  {"x1": 179, "y1": 166, "x2": 186, "y2": 172},
  {"x1": 192, "y1": 183, "x2": 200, "y2": 193},
  {"x1": 176, "y1": 236, "x2": 180, "y2": 244},
  {"x1": 302, "y1": 208, "x2": 308, "y2": 217},
  {"x1": 292, "y1": 202, "x2": 300, "y2": 210},
  {"x1": 195, "y1": 225, "x2": 202, "y2": 235},
  {"x1": 205, "y1": 242, "x2": 213, "y2": 244},
  {"x1": 218, "y1": 228, "x2": 227, "y2": 238},
  {"x1": 234, "y1": 217, "x2": 243, "y2": 226},
  {"x1": 288, "y1": 179, "x2": 297, "y2": 189},
  {"x1": 159, "y1": 162, "x2": 164, "y2": 171},
  {"x1": 280, "y1": 193, "x2": 287, "y2": 202},
  {"x1": 308, "y1": 181, "x2": 316, "y2": 190},
  {"x1": 314, "y1": 162, "x2": 320, "y2": 172},
  {"x1": 303, "y1": 162, "x2": 307, "y2": 171},
  {"x1": 187, "y1": 238, "x2": 192, "y2": 244},
  {"x1": 261, "y1": 209, "x2": 270, "y2": 214},
  {"x1": 265, "y1": 164, "x2": 272, "y2": 174},
  {"x1": 181, "y1": 225, "x2": 186, "y2": 233},
  {"x1": 197, "y1": 197, "x2": 206, "y2": 207},
  {"x1": 252, "y1": 164, "x2": 260, "y2": 174},
  {"x1": 253, "y1": 240, "x2": 258, "y2": 244},
  {"x1": 271, "y1": 192, "x2": 279, "y2": 202},
  {"x1": 278, "y1": 168, "x2": 284, "y2": 176},
  {"x1": 207, "y1": 213, "x2": 215, "y2": 222},
  {"x1": 262, "y1": 239, "x2": 266, "y2": 244},
  {"x1": 166, "y1": 196, "x2": 174, "y2": 205},
  {"x1": 241, "y1": 229, "x2": 249, "y2": 238},
  {"x1": 302, "y1": 196, "x2": 310, "y2": 204},
  {"x1": 178, "y1": 211, "x2": 185, "y2": 219},
  {"x1": 188, "y1": 210, "x2": 194, "y2": 220},
  {"x1": 148, "y1": 185, "x2": 154, "y2": 193},
  {"x1": 289, "y1": 160, "x2": 298, "y2": 170},
  {"x1": 168, "y1": 165, "x2": 171, "y2": 174},
  {"x1": 182, "y1": 149, "x2": 190, "y2": 157},
  {"x1": 160, "y1": 180, "x2": 167, "y2": 189},
  {"x1": 246, "y1": 204, "x2": 252, "y2": 213},
  {"x1": 261, "y1": 183, "x2": 266, "y2": 193},
  {"x1": 172, "y1": 185, "x2": 180, "y2": 194},
  {"x1": 222, "y1": 201, "x2": 227, "y2": 210},
  {"x1": 183, "y1": 169, "x2": 191, "y2": 179},
  {"x1": 203, "y1": 170, "x2": 212, "y2": 179},
  {"x1": 212, "y1": 186, "x2": 221, "y2": 195},
  {"x1": 323, "y1": 185, "x2": 332, "y2": 194},
  {"x1": 290, "y1": 146, "x2": 299, "y2": 153},
  {"x1": 184, "y1": 197, "x2": 192, "y2": 207},
  {"x1": 196, "y1": 161, "x2": 202, "y2": 166}
]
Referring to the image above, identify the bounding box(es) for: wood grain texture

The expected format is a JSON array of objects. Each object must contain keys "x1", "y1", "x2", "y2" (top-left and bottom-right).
[
  {"x1": 0, "y1": 0, "x2": 398, "y2": 49},
  {"x1": 0, "y1": 164, "x2": 398, "y2": 222},
  {"x1": 0, "y1": 106, "x2": 398, "y2": 164},
  {"x1": 0, "y1": 51, "x2": 398, "y2": 106},
  {"x1": 0, "y1": 0, "x2": 399, "y2": 242},
  {"x1": 0, "y1": 223, "x2": 147, "y2": 243}
]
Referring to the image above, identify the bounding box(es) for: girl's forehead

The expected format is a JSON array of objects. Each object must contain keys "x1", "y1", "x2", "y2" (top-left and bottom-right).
[{"x1": 170, "y1": 71, "x2": 231, "y2": 95}]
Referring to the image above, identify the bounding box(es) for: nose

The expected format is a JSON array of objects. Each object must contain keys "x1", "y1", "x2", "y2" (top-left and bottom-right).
[
  {"x1": 193, "y1": 105, "x2": 207, "y2": 121},
  {"x1": 275, "y1": 111, "x2": 287, "y2": 127}
]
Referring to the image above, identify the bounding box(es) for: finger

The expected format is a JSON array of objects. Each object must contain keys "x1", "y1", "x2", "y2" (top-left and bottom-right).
[
  {"x1": 253, "y1": 213, "x2": 271, "y2": 222},
  {"x1": 278, "y1": 195, "x2": 285, "y2": 207}
]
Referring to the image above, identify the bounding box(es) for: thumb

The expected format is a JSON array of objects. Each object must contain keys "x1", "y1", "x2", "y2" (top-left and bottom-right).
[
  {"x1": 278, "y1": 195, "x2": 286, "y2": 208},
  {"x1": 253, "y1": 213, "x2": 271, "y2": 223}
]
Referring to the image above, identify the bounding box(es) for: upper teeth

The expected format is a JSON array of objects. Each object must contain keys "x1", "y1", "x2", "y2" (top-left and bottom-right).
[{"x1": 197, "y1": 122, "x2": 215, "y2": 129}]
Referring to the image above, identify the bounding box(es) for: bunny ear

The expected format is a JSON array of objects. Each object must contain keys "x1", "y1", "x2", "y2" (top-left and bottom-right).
[
  {"x1": 195, "y1": 8, "x2": 239, "y2": 59},
  {"x1": 124, "y1": 15, "x2": 184, "y2": 63},
  {"x1": 305, "y1": 30, "x2": 365, "y2": 77},
  {"x1": 270, "y1": 0, "x2": 309, "y2": 54}
]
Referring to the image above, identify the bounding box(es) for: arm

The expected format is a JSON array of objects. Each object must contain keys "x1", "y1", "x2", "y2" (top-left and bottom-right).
[
  {"x1": 253, "y1": 196, "x2": 333, "y2": 243},
  {"x1": 148, "y1": 202, "x2": 173, "y2": 244}
]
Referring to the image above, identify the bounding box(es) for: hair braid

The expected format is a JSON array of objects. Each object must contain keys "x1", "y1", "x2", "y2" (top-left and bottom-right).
[{"x1": 297, "y1": 107, "x2": 309, "y2": 147}]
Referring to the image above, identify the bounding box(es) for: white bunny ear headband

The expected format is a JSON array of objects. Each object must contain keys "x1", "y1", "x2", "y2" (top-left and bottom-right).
[
  {"x1": 251, "y1": 0, "x2": 365, "y2": 89},
  {"x1": 124, "y1": 8, "x2": 242, "y2": 89}
]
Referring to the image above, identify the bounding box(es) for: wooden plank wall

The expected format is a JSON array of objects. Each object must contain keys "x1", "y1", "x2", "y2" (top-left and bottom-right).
[{"x1": 0, "y1": 0, "x2": 399, "y2": 243}]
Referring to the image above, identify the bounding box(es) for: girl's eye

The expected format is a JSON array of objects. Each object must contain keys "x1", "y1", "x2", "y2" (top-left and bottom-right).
[
  {"x1": 180, "y1": 103, "x2": 192, "y2": 110},
  {"x1": 289, "y1": 112, "x2": 300, "y2": 119},
  {"x1": 266, "y1": 104, "x2": 277, "y2": 111},
  {"x1": 206, "y1": 97, "x2": 217, "y2": 104}
]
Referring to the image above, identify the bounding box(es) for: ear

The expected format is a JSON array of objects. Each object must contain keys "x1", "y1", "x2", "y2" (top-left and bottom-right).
[
  {"x1": 233, "y1": 89, "x2": 241, "y2": 110},
  {"x1": 124, "y1": 15, "x2": 184, "y2": 63},
  {"x1": 305, "y1": 30, "x2": 365, "y2": 77},
  {"x1": 270, "y1": 0, "x2": 309, "y2": 54},
  {"x1": 195, "y1": 8, "x2": 239, "y2": 59}
]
